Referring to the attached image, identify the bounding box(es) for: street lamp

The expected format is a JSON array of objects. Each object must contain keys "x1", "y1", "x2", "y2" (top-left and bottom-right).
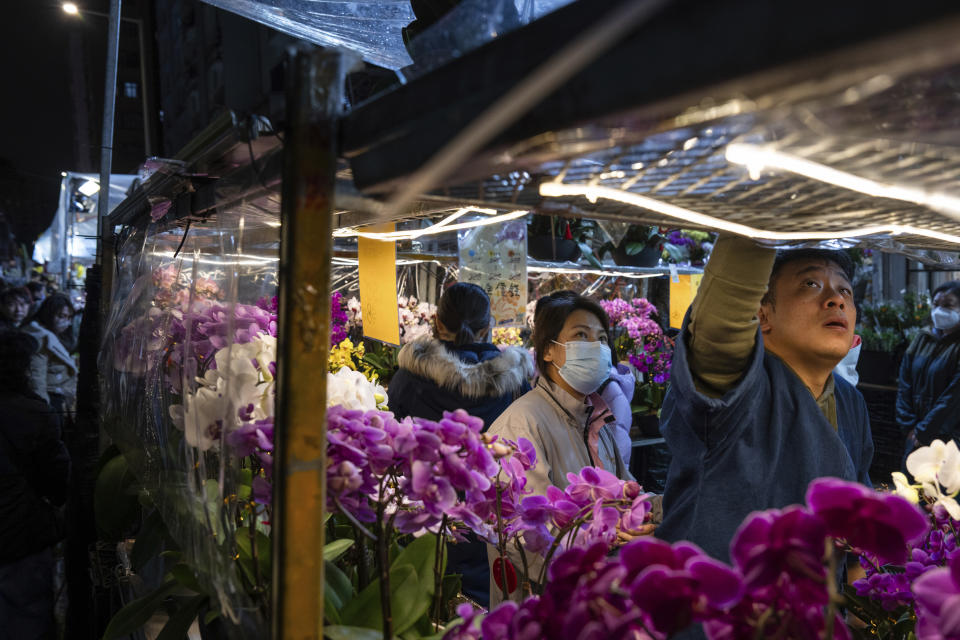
[{"x1": 61, "y1": 2, "x2": 153, "y2": 157}]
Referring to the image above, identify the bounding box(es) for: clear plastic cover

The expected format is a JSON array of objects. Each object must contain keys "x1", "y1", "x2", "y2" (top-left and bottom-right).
[
  {"x1": 101, "y1": 204, "x2": 280, "y2": 637},
  {"x1": 200, "y1": 0, "x2": 576, "y2": 75}
]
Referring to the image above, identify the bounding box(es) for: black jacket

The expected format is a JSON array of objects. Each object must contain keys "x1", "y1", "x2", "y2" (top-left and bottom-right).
[
  {"x1": 896, "y1": 328, "x2": 960, "y2": 445},
  {"x1": 0, "y1": 390, "x2": 70, "y2": 564},
  {"x1": 388, "y1": 338, "x2": 533, "y2": 429}
]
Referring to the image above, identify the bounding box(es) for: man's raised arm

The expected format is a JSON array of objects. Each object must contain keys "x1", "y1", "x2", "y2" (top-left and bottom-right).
[{"x1": 687, "y1": 234, "x2": 776, "y2": 397}]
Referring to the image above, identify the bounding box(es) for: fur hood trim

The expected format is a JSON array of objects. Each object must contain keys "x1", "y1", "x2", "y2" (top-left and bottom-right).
[{"x1": 397, "y1": 337, "x2": 534, "y2": 400}]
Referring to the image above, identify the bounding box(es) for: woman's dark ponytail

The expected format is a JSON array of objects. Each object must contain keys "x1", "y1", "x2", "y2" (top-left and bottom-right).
[{"x1": 437, "y1": 282, "x2": 491, "y2": 346}]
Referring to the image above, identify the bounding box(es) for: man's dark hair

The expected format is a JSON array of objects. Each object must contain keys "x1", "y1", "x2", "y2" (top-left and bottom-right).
[
  {"x1": 933, "y1": 280, "x2": 960, "y2": 301},
  {"x1": 0, "y1": 286, "x2": 31, "y2": 306},
  {"x1": 436, "y1": 282, "x2": 491, "y2": 346},
  {"x1": 761, "y1": 249, "x2": 856, "y2": 307},
  {"x1": 0, "y1": 330, "x2": 39, "y2": 394},
  {"x1": 531, "y1": 290, "x2": 610, "y2": 376}
]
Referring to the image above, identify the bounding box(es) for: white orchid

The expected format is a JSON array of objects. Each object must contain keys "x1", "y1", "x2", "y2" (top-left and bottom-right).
[
  {"x1": 327, "y1": 367, "x2": 388, "y2": 411},
  {"x1": 891, "y1": 472, "x2": 919, "y2": 504},
  {"x1": 902, "y1": 439, "x2": 960, "y2": 519},
  {"x1": 169, "y1": 334, "x2": 277, "y2": 451}
]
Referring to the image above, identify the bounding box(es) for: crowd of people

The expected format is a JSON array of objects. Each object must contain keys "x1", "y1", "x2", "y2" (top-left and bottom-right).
[
  {"x1": 0, "y1": 276, "x2": 80, "y2": 639},
  {"x1": 387, "y1": 235, "x2": 960, "y2": 619}
]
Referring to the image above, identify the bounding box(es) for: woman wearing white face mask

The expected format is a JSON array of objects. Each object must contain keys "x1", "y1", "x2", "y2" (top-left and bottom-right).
[
  {"x1": 485, "y1": 291, "x2": 652, "y2": 604},
  {"x1": 22, "y1": 294, "x2": 78, "y2": 412},
  {"x1": 897, "y1": 281, "x2": 960, "y2": 455}
]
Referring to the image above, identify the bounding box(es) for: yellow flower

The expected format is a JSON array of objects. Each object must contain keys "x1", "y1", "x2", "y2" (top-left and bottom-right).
[{"x1": 492, "y1": 327, "x2": 522, "y2": 347}]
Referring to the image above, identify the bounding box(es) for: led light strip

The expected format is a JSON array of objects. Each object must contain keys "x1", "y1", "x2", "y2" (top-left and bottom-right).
[
  {"x1": 539, "y1": 182, "x2": 960, "y2": 246},
  {"x1": 527, "y1": 265, "x2": 662, "y2": 279},
  {"x1": 725, "y1": 143, "x2": 960, "y2": 220},
  {"x1": 333, "y1": 207, "x2": 528, "y2": 241}
]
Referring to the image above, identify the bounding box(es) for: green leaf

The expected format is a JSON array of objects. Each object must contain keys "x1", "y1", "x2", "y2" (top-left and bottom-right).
[
  {"x1": 340, "y1": 564, "x2": 429, "y2": 635},
  {"x1": 440, "y1": 574, "x2": 461, "y2": 609},
  {"x1": 170, "y1": 563, "x2": 205, "y2": 595},
  {"x1": 131, "y1": 509, "x2": 168, "y2": 572},
  {"x1": 392, "y1": 533, "x2": 445, "y2": 588},
  {"x1": 324, "y1": 592, "x2": 342, "y2": 625},
  {"x1": 236, "y1": 529, "x2": 271, "y2": 585},
  {"x1": 324, "y1": 626, "x2": 384, "y2": 640},
  {"x1": 625, "y1": 242, "x2": 647, "y2": 256},
  {"x1": 325, "y1": 561, "x2": 354, "y2": 607},
  {"x1": 155, "y1": 594, "x2": 207, "y2": 640},
  {"x1": 95, "y1": 454, "x2": 142, "y2": 540},
  {"x1": 202, "y1": 610, "x2": 220, "y2": 625},
  {"x1": 101, "y1": 579, "x2": 179, "y2": 640},
  {"x1": 324, "y1": 538, "x2": 354, "y2": 563}
]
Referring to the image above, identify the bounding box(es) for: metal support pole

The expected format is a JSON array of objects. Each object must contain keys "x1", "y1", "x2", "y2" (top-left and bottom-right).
[
  {"x1": 96, "y1": 0, "x2": 121, "y2": 266},
  {"x1": 272, "y1": 47, "x2": 343, "y2": 640},
  {"x1": 135, "y1": 17, "x2": 152, "y2": 156}
]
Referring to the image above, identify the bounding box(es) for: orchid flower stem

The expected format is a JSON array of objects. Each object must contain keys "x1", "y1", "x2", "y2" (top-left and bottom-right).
[
  {"x1": 356, "y1": 528, "x2": 370, "y2": 590},
  {"x1": 332, "y1": 496, "x2": 377, "y2": 542},
  {"x1": 823, "y1": 537, "x2": 838, "y2": 640},
  {"x1": 513, "y1": 538, "x2": 532, "y2": 597},
  {"x1": 537, "y1": 514, "x2": 592, "y2": 586},
  {"x1": 249, "y1": 498, "x2": 262, "y2": 591},
  {"x1": 494, "y1": 480, "x2": 509, "y2": 602},
  {"x1": 432, "y1": 516, "x2": 447, "y2": 628},
  {"x1": 376, "y1": 477, "x2": 392, "y2": 640}
]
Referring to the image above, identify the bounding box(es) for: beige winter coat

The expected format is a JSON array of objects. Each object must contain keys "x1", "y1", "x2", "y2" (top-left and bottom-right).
[
  {"x1": 23, "y1": 321, "x2": 77, "y2": 406},
  {"x1": 485, "y1": 377, "x2": 630, "y2": 605}
]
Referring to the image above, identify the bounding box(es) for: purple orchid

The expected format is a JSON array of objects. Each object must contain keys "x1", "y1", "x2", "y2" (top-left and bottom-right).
[
  {"x1": 914, "y1": 548, "x2": 960, "y2": 639},
  {"x1": 806, "y1": 477, "x2": 929, "y2": 565}
]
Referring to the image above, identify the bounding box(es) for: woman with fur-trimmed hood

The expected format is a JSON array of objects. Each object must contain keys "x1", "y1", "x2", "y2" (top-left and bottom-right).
[
  {"x1": 388, "y1": 282, "x2": 533, "y2": 428},
  {"x1": 388, "y1": 282, "x2": 532, "y2": 608}
]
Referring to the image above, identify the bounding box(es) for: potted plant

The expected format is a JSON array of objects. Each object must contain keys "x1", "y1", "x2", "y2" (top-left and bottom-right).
[
  {"x1": 598, "y1": 297, "x2": 673, "y2": 437},
  {"x1": 598, "y1": 225, "x2": 663, "y2": 267},
  {"x1": 857, "y1": 291, "x2": 930, "y2": 385},
  {"x1": 660, "y1": 229, "x2": 715, "y2": 266}
]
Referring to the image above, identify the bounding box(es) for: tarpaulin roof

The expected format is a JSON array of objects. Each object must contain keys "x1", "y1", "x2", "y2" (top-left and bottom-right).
[{"x1": 199, "y1": 0, "x2": 576, "y2": 73}]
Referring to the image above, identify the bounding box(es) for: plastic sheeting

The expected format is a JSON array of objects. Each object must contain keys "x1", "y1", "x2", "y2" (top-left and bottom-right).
[
  {"x1": 100, "y1": 205, "x2": 279, "y2": 638},
  {"x1": 200, "y1": 0, "x2": 576, "y2": 74}
]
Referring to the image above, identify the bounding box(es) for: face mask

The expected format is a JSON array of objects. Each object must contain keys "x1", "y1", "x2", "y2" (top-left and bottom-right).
[
  {"x1": 932, "y1": 307, "x2": 960, "y2": 331},
  {"x1": 551, "y1": 340, "x2": 611, "y2": 394},
  {"x1": 834, "y1": 342, "x2": 861, "y2": 386}
]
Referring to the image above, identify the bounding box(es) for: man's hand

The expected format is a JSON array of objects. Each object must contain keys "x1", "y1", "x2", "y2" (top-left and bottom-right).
[{"x1": 616, "y1": 523, "x2": 656, "y2": 545}]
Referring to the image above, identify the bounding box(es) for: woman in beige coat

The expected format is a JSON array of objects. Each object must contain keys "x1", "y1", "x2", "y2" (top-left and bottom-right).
[
  {"x1": 485, "y1": 290, "x2": 652, "y2": 604},
  {"x1": 23, "y1": 294, "x2": 78, "y2": 412}
]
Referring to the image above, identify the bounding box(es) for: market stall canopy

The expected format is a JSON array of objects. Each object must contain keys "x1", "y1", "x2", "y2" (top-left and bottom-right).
[
  {"x1": 34, "y1": 172, "x2": 136, "y2": 279},
  {"x1": 337, "y1": 0, "x2": 960, "y2": 260},
  {"x1": 198, "y1": 0, "x2": 576, "y2": 74}
]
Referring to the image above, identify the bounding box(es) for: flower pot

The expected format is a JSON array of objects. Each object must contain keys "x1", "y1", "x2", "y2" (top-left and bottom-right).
[
  {"x1": 613, "y1": 244, "x2": 660, "y2": 268},
  {"x1": 528, "y1": 236, "x2": 581, "y2": 262}
]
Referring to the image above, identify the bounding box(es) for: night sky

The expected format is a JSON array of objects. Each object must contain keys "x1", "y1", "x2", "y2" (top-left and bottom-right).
[{"x1": 0, "y1": 0, "x2": 100, "y2": 245}]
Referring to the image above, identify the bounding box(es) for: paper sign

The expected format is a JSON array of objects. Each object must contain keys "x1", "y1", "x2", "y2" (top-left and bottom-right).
[
  {"x1": 669, "y1": 273, "x2": 703, "y2": 329},
  {"x1": 358, "y1": 224, "x2": 401, "y2": 345},
  {"x1": 458, "y1": 219, "x2": 527, "y2": 326}
]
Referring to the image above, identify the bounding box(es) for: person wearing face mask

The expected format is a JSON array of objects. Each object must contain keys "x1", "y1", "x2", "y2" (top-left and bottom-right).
[
  {"x1": 897, "y1": 281, "x2": 960, "y2": 455},
  {"x1": 485, "y1": 290, "x2": 651, "y2": 604},
  {"x1": 23, "y1": 294, "x2": 78, "y2": 412}
]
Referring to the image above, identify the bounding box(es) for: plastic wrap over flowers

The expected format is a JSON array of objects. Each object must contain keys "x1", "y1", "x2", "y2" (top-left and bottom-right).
[{"x1": 445, "y1": 477, "x2": 930, "y2": 640}]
